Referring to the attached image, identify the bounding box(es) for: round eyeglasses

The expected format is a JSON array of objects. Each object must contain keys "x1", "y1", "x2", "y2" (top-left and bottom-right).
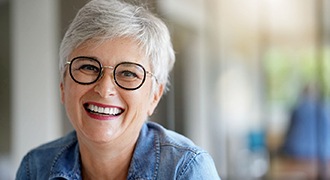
[{"x1": 65, "y1": 56, "x2": 157, "y2": 90}]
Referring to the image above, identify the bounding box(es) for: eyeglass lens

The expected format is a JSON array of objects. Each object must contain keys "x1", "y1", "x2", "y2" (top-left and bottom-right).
[{"x1": 69, "y1": 57, "x2": 147, "y2": 90}]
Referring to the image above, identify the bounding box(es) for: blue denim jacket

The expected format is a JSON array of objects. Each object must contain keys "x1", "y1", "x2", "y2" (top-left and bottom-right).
[{"x1": 16, "y1": 122, "x2": 220, "y2": 180}]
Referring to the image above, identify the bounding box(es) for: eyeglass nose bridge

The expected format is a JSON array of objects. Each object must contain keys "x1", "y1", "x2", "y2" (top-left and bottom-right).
[
  {"x1": 102, "y1": 65, "x2": 115, "y2": 72},
  {"x1": 99, "y1": 65, "x2": 115, "y2": 80},
  {"x1": 103, "y1": 65, "x2": 114, "y2": 70}
]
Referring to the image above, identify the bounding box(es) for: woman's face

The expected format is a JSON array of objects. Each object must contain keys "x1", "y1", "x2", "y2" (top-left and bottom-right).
[{"x1": 60, "y1": 37, "x2": 163, "y2": 144}]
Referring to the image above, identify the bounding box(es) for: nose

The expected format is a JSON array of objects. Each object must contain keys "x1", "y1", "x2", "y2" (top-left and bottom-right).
[{"x1": 94, "y1": 69, "x2": 116, "y2": 98}]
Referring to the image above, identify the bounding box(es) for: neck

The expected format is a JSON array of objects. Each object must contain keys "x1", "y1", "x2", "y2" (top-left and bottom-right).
[{"x1": 78, "y1": 134, "x2": 138, "y2": 180}]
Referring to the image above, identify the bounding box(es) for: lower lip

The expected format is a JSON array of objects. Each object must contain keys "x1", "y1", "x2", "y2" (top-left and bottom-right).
[{"x1": 86, "y1": 111, "x2": 119, "y2": 121}]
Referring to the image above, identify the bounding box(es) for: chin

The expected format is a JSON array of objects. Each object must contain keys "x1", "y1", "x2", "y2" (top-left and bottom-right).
[{"x1": 76, "y1": 125, "x2": 118, "y2": 143}]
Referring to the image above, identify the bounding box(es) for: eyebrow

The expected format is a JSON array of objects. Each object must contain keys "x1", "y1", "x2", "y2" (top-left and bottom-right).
[{"x1": 72, "y1": 55, "x2": 145, "y2": 67}]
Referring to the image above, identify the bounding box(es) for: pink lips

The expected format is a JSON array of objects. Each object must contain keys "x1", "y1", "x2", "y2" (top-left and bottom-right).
[{"x1": 84, "y1": 102, "x2": 124, "y2": 121}]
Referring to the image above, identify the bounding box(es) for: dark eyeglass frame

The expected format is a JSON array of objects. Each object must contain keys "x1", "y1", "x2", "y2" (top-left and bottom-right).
[{"x1": 65, "y1": 56, "x2": 157, "y2": 91}]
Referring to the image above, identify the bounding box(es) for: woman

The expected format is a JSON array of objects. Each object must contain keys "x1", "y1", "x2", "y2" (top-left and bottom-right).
[{"x1": 16, "y1": 0, "x2": 220, "y2": 179}]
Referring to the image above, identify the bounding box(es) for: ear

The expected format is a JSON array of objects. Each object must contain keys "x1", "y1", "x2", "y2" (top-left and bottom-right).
[
  {"x1": 147, "y1": 84, "x2": 164, "y2": 116},
  {"x1": 60, "y1": 82, "x2": 65, "y2": 104}
]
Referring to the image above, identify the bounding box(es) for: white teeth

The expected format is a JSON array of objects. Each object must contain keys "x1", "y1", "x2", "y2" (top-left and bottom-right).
[
  {"x1": 99, "y1": 107, "x2": 104, "y2": 112},
  {"x1": 91, "y1": 105, "x2": 96, "y2": 111},
  {"x1": 87, "y1": 104, "x2": 122, "y2": 115}
]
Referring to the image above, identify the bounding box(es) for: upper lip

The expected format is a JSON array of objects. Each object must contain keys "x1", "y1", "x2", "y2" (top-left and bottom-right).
[{"x1": 83, "y1": 102, "x2": 124, "y2": 116}]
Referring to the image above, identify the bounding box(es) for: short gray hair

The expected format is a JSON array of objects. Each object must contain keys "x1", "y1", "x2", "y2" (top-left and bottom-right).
[{"x1": 59, "y1": 0, "x2": 175, "y2": 93}]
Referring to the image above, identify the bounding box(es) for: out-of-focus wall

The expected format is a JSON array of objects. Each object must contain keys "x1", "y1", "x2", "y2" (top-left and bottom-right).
[
  {"x1": 0, "y1": 2, "x2": 13, "y2": 179},
  {"x1": 0, "y1": 1, "x2": 11, "y2": 156},
  {"x1": 10, "y1": 0, "x2": 61, "y2": 178}
]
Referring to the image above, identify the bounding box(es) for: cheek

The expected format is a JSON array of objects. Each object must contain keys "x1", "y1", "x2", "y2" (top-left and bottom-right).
[
  {"x1": 125, "y1": 88, "x2": 152, "y2": 113},
  {"x1": 63, "y1": 87, "x2": 79, "y2": 118},
  {"x1": 62, "y1": 82, "x2": 87, "y2": 115}
]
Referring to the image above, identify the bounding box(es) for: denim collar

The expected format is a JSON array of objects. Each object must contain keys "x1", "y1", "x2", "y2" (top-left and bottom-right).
[
  {"x1": 47, "y1": 123, "x2": 160, "y2": 180},
  {"x1": 128, "y1": 123, "x2": 160, "y2": 180},
  {"x1": 49, "y1": 135, "x2": 82, "y2": 179}
]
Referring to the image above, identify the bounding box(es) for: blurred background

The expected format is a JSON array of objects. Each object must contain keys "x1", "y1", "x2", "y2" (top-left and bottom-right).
[{"x1": 1, "y1": 0, "x2": 330, "y2": 179}]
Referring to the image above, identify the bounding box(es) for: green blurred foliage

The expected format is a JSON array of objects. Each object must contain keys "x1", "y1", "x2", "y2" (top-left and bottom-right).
[{"x1": 264, "y1": 48, "x2": 329, "y2": 106}]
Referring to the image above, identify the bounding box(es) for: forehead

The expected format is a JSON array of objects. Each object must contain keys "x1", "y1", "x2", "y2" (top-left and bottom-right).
[{"x1": 69, "y1": 37, "x2": 149, "y2": 66}]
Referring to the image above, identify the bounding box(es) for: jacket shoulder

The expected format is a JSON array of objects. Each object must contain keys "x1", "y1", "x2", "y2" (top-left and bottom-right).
[
  {"x1": 147, "y1": 122, "x2": 203, "y2": 153},
  {"x1": 146, "y1": 122, "x2": 220, "y2": 179},
  {"x1": 16, "y1": 131, "x2": 78, "y2": 180}
]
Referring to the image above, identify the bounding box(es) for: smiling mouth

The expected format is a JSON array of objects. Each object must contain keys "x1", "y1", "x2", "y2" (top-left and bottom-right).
[{"x1": 84, "y1": 103, "x2": 124, "y2": 116}]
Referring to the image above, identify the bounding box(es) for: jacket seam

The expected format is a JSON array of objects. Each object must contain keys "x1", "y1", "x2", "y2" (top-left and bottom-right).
[
  {"x1": 49, "y1": 138, "x2": 78, "y2": 176},
  {"x1": 26, "y1": 153, "x2": 31, "y2": 180},
  {"x1": 160, "y1": 143, "x2": 201, "y2": 154},
  {"x1": 177, "y1": 151, "x2": 204, "y2": 179},
  {"x1": 152, "y1": 127, "x2": 160, "y2": 180}
]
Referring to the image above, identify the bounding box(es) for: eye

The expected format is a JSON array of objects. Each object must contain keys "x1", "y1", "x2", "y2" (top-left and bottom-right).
[
  {"x1": 78, "y1": 64, "x2": 100, "y2": 74},
  {"x1": 117, "y1": 70, "x2": 138, "y2": 79}
]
